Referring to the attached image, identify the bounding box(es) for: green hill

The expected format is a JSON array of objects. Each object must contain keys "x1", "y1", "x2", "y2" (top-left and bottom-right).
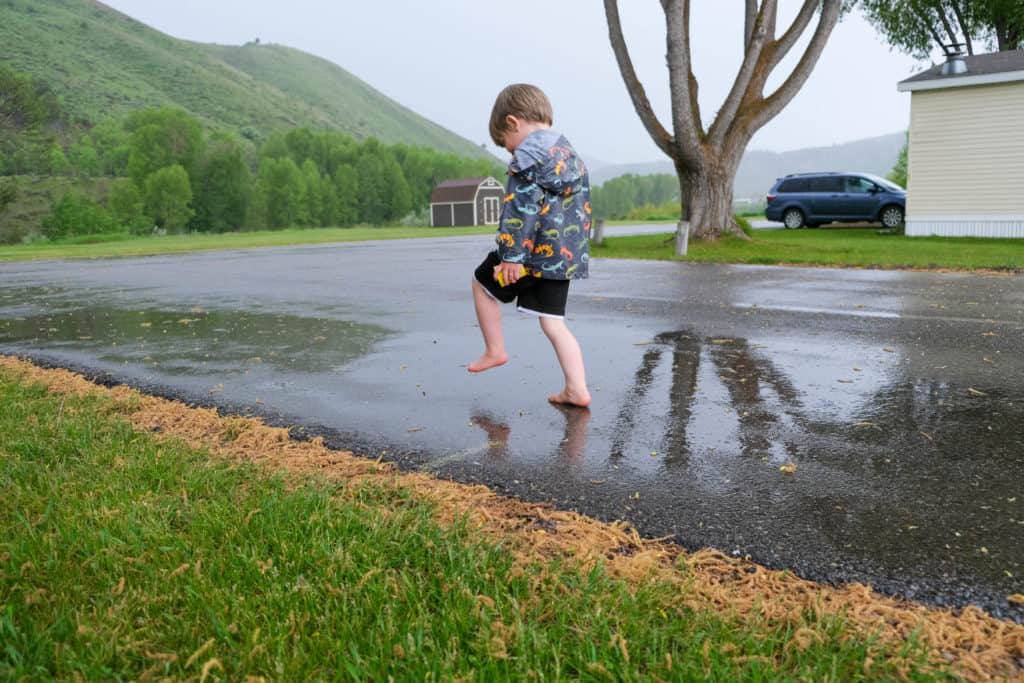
[{"x1": 0, "y1": 0, "x2": 490, "y2": 158}]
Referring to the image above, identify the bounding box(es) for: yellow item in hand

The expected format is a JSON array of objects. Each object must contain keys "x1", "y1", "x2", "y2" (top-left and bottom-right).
[{"x1": 495, "y1": 264, "x2": 527, "y2": 287}]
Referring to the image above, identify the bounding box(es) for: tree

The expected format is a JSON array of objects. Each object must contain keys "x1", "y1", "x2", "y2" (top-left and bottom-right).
[
  {"x1": 90, "y1": 119, "x2": 131, "y2": 176},
  {"x1": 42, "y1": 192, "x2": 116, "y2": 239},
  {"x1": 0, "y1": 178, "x2": 17, "y2": 215},
  {"x1": 195, "y1": 132, "x2": 252, "y2": 232},
  {"x1": 255, "y1": 157, "x2": 306, "y2": 229},
  {"x1": 604, "y1": 1, "x2": 843, "y2": 240},
  {"x1": 888, "y1": 136, "x2": 908, "y2": 188},
  {"x1": 300, "y1": 159, "x2": 323, "y2": 226},
  {"x1": 107, "y1": 179, "x2": 150, "y2": 234},
  {"x1": 69, "y1": 135, "x2": 102, "y2": 177},
  {"x1": 144, "y1": 165, "x2": 194, "y2": 233},
  {"x1": 46, "y1": 143, "x2": 70, "y2": 175},
  {"x1": 860, "y1": 0, "x2": 1024, "y2": 57},
  {"x1": 126, "y1": 109, "x2": 204, "y2": 189},
  {"x1": 334, "y1": 164, "x2": 360, "y2": 226}
]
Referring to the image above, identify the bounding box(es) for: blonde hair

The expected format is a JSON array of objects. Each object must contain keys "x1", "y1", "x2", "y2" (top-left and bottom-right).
[{"x1": 488, "y1": 84, "x2": 554, "y2": 146}]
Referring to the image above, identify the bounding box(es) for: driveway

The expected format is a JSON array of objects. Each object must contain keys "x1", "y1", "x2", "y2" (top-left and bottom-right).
[{"x1": 2, "y1": 229, "x2": 1022, "y2": 620}]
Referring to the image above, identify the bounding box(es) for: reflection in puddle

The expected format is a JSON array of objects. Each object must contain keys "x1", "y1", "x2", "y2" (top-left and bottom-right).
[
  {"x1": 0, "y1": 306, "x2": 391, "y2": 376},
  {"x1": 471, "y1": 405, "x2": 591, "y2": 461},
  {"x1": 603, "y1": 328, "x2": 1024, "y2": 598}
]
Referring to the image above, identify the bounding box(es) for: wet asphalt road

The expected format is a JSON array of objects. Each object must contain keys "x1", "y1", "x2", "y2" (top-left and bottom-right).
[{"x1": 2, "y1": 225, "x2": 1023, "y2": 620}]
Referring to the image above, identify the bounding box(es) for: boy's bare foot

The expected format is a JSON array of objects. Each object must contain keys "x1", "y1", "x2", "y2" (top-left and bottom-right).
[
  {"x1": 547, "y1": 388, "x2": 592, "y2": 408},
  {"x1": 468, "y1": 351, "x2": 508, "y2": 373}
]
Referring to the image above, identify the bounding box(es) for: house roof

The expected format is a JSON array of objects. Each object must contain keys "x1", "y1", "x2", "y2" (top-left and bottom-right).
[
  {"x1": 898, "y1": 50, "x2": 1024, "y2": 92},
  {"x1": 430, "y1": 177, "x2": 500, "y2": 203}
]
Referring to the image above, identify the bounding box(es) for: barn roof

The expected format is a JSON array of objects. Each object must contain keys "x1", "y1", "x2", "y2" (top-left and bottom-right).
[
  {"x1": 898, "y1": 50, "x2": 1024, "y2": 92},
  {"x1": 431, "y1": 177, "x2": 495, "y2": 203}
]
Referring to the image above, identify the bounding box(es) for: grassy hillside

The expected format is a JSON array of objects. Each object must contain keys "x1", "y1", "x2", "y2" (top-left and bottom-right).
[{"x1": 0, "y1": 0, "x2": 490, "y2": 158}]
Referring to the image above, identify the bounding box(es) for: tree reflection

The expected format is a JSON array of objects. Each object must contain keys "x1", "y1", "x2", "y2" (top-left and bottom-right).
[{"x1": 610, "y1": 329, "x2": 803, "y2": 467}]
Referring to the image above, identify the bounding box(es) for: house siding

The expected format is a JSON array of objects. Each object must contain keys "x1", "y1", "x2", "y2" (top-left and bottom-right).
[{"x1": 907, "y1": 80, "x2": 1024, "y2": 236}]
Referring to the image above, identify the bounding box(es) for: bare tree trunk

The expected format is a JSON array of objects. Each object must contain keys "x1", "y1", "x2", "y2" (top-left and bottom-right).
[
  {"x1": 677, "y1": 155, "x2": 742, "y2": 240},
  {"x1": 604, "y1": 0, "x2": 840, "y2": 242}
]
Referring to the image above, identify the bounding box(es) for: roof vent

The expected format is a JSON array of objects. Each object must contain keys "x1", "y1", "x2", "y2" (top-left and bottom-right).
[{"x1": 941, "y1": 43, "x2": 969, "y2": 76}]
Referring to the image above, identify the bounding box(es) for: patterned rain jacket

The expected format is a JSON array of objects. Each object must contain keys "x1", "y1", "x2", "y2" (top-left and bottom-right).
[{"x1": 495, "y1": 129, "x2": 590, "y2": 280}]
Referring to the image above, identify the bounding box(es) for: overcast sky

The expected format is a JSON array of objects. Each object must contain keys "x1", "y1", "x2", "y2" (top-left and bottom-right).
[{"x1": 102, "y1": 1, "x2": 927, "y2": 165}]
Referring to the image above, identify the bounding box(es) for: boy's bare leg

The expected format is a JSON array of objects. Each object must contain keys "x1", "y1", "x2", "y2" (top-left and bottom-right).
[
  {"x1": 468, "y1": 279, "x2": 509, "y2": 372},
  {"x1": 538, "y1": 317, "x2": 591, "y2": 407}
]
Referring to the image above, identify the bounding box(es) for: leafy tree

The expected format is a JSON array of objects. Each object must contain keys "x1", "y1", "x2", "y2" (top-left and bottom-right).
[
  {"x1": 860, "y1": 0, "x2": 1024, "y2": 57},
  {"x1": 889, "y1": 138, "x2": 908, "y2": 188},
  {"x1": 604, "y1": 0, "x2": 844, "y2": 240},
  {"x1": 334, "y1": 164, "x2": 360, "y2": 226},
  {"x1": 383, "y1": 155, "x2": 412, "y2": 222},
  {"x1": 107, "y1": 179, "x2": 151, "y2": 234},
  {"x1": 259, "y1": 132, "x2": 291, "y2": 161},
  {"x1": 42, "y1": 192, "x2": 116, "y2": 239},
  {"x1": 195, "y1": 132, "x2": 252, "y2": 232},
  {"x1": 46, "y1": 143, "x2": 70, "y2": 175},
  {"x1": 0, "y1": 66, "x2": 62, "y2": 175},
  {"x1": 300, "y1": 159, "x2": 323, "y2": 227},
  {"x1": 255, "y1": 157, "x2": 306, "y2": 229},
  {"x1": 0, "y1": 178, "x2": 17, "y2": 215},
  {"x1": 90, "y1": 119, "x2": 131, "y2": 176},
  {"x1": 69, "y1": 135, "x2": 102, "y2": 177},
  {"x1": 126, "y1": 109, "x2": 204, "y2": 189},
  {"x1": 319, "y1": 175, "x2": 339, "y2": 226},
  {"x1": 143, "y1": 165, "x2": 194, "y2": 233},
  {"x1": 0, "y1": 64, "x2": 61, "y2": 131}
]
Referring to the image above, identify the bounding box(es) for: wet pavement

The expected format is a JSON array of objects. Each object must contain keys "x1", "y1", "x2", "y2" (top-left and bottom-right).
[{"x1": 2, "y1": 227, "x2": 1023, "y2": 620}]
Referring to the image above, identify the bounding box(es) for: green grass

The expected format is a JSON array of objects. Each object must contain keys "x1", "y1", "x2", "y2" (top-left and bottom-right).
[
  {"x1": 0, "y1": 369, "x2": 950, "y2": 680},
  {"x1": 0, "y1": 0, "x2": 489, "y2": 158},
  {"x1": 0, "y1": 225, "x2": 494, "y2": 261},
  {"x1": 593, "y1": 228, "x2": 1024, "y2": 271}
]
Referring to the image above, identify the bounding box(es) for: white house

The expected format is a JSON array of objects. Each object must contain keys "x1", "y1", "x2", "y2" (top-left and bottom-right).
[{"x1": 897, "y1": 50, "x2": 1024, "y2": 237}]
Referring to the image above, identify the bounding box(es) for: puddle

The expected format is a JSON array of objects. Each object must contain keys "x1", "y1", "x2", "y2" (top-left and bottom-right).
[{"x1": 0, "y1": 304, "x2": 391, "y2": 377}]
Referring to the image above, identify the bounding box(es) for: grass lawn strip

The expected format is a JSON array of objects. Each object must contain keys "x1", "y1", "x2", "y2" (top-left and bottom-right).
[
  {"x1": 2, "y1": 357, "x2": 1021, "y2": 680},
  {"x1": 0, "y1": 226, "x2": 494, "y2": 262},
  {"x1": 592, "y1": 230, "x2": 1024, "y2": 273}
]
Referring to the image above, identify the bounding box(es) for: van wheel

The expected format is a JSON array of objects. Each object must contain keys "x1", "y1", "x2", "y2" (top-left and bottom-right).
[
  {"x1": 880, "y1": 205, "x2": 904, "y2": 228},
  {"x1": 783, "y1": 208, "x2": 805, "y2": 229}
]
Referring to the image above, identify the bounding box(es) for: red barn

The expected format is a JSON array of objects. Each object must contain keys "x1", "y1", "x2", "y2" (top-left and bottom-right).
[{"x1": 430, "y1": 176, "x2": 505, "y2": 227}]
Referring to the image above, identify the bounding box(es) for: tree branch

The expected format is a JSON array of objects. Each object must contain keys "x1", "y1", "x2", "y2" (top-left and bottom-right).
[
  {"x1": 949, "y1": 0, "x2": 973, "y2": 54},
  {"x1": 935, "y1": 3, "x2": 962, "y2": 49},
  {"x1": 909, "y1": 3, "x2": 952, "y2": 54},
  {"x1": 603, "y1": 0, "x2": 677, "y2": 160},
  {"x1": 745, "y1": 0, "x2": 758, "y2": 46},
  {"x1": 746, "y1": 0, "x2": 842, "y2": 140},
  {"x1": 770, "y1": 0, "x2": 819, "y2": 71},
  {"x1": 708, "y1": 0, "x2": 777, "y2": 149},
  {"x1": 662, "y1": 0, "x2": 703, "y2": 167}
]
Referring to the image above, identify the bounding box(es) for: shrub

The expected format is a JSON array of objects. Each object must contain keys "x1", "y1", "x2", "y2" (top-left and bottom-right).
[
  {"x1": 143, "y1": 164, "x2": 194, "y2": 233},
  {"x1": 41, "y1": 192, "x2": 116, "y2": 239}
]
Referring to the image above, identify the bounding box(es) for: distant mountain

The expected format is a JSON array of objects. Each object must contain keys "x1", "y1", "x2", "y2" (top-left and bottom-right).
[
  {"x1": 0, "y1": 0, "x2": 492, "y2": 159},
  {"x1": 590, "y1": 132, "x2": 906, "y2": 196}
]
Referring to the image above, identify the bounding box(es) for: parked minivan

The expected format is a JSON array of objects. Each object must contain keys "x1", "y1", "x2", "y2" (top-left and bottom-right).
[{"x1": 765, "y1": 172, "x2": 906, "y2": 229}]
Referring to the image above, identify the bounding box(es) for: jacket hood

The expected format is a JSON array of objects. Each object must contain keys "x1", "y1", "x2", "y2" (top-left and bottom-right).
[{"x1": 511, "y1": 129, "x2": 585, "y2": 192}]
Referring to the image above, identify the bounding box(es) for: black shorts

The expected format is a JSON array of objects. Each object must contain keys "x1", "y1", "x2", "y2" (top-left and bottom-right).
[{"x1": 474, "y1": 251, "x2": 570, "y2": 319}]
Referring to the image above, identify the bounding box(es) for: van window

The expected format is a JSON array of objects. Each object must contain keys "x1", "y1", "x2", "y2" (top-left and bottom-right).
[
  {"x1": 809, "y1": 176, "x2": 843, "y2": 192},
  {"x1": 845, "y1": 176, "x2": 875, "y2": 194},
  {"x1": 778, "y1": 178, "x2": 809, "y2": 192}
]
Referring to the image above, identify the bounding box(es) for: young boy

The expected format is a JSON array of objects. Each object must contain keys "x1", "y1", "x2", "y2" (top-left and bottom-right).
[{"x1": 468, "y1": 83, "x2": 592, "y2": 409}]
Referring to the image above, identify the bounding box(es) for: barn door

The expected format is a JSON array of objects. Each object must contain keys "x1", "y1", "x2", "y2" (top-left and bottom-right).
[{"x1": 484, "y1": 197, "x2": 499, "y2": 224}]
